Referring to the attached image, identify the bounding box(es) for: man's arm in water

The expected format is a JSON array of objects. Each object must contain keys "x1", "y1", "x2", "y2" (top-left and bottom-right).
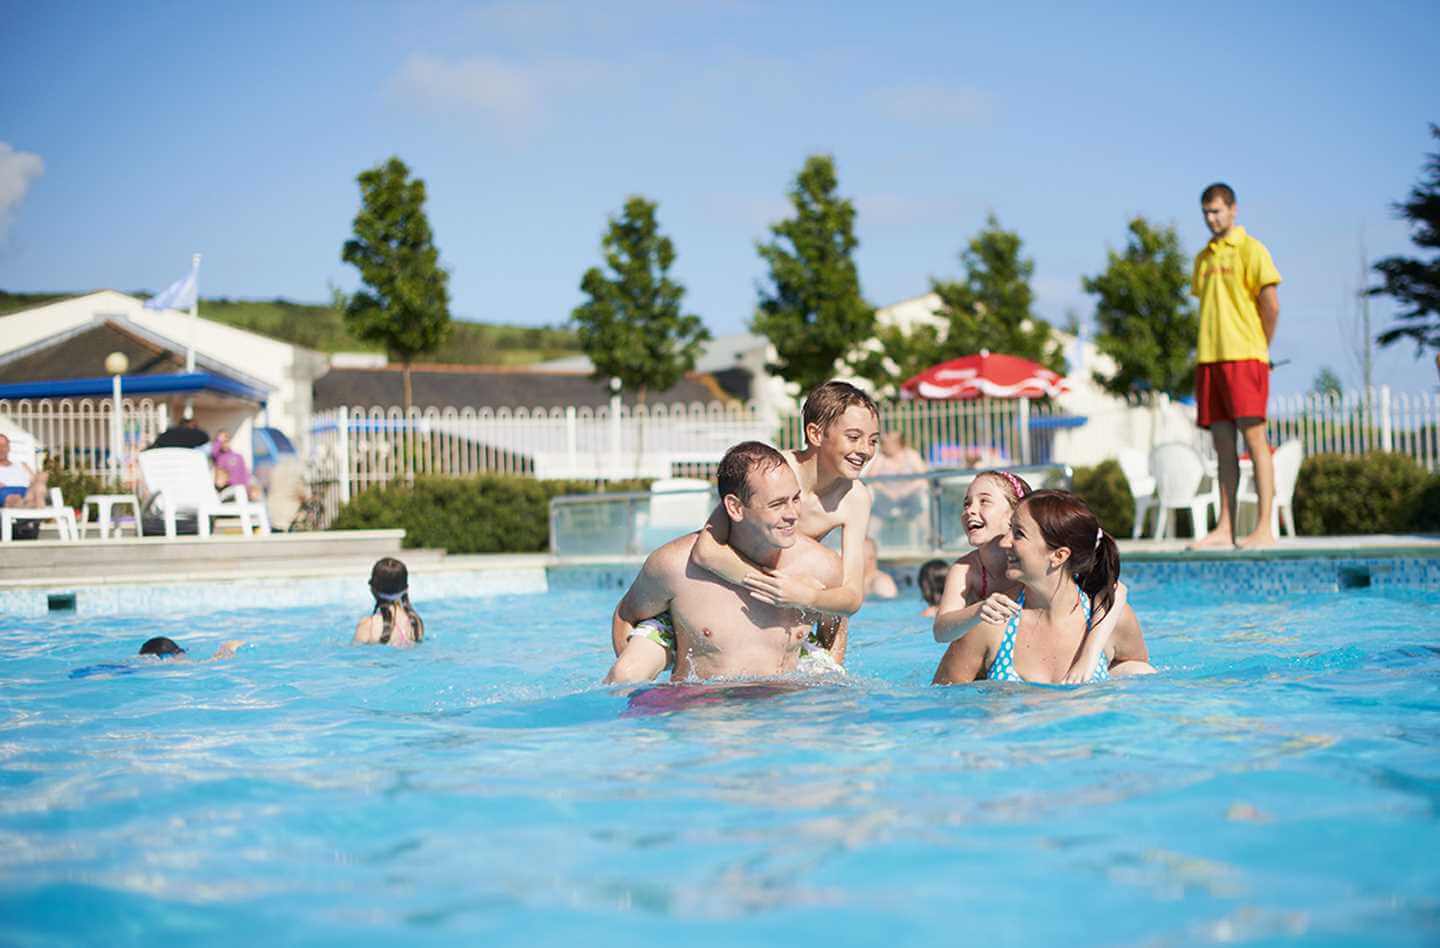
[
  {"x1": 605, "y1": 541, "x2": 681, "y2": 684},
  {"x1": 744, "y1": 485, "x2": 871, "y2": 617}
]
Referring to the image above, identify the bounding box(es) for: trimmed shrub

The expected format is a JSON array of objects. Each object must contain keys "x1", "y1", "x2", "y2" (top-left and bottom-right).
[
  {"x1": 1070, "y1": 460, "x2": 1135, "y2": 539},
  {"x1": 42, "y1": 457, "x2": 122, "y2": 509},
  {"x1": 1409, "y1": 475, "x2": 1440, "y2": 532},
  {"x1": 1293, "y1": 452, "x2": 1429, "y2": 535},
  {"x1": 330, "y1": 476, "x2": 652, "y2": 553}
]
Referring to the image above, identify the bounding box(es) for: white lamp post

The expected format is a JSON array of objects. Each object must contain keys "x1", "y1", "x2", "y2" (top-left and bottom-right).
[{"x1": 104, "y1": 351, "x2": 129, "y2": 480}]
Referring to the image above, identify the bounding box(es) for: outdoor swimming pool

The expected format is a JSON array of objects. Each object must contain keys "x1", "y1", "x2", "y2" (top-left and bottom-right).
[{"x1": 2, "y1": 560, "x2": 1438, "y2": 945}]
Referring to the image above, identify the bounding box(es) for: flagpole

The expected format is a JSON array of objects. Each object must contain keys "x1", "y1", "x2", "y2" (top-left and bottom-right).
[{"x1": 185, "y1": 252, "x2": 201, "y2": 373}]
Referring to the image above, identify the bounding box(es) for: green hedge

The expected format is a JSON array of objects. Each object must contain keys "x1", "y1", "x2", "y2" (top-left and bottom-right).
[
  {"x1": 1293, "y1": 452, "x2": 1433, "y2": 535},
  {"x1": 330, "y1": 476, "x2": 651, "y2": 553},
  {"x1": 43, "y1": 457, "x2": 123, "y2": 509},
  {"x1": 1070, "y1": 460, "x2": 1137, "y2": 538}
]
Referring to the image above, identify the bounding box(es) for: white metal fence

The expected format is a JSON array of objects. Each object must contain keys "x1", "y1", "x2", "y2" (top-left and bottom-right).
[
  {"x1": 0, "y1": 397, "x2": 167, "y2": 488},
  {"x1": 1266, "y1": 387, "x2": 1440, "y2": 471},
  {"x1": 303, "y1": 386, "x2": 1440, "y2": 527}
]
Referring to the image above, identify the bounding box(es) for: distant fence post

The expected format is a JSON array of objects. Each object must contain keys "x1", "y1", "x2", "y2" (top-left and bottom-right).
[
  {"x1": 1017, "y1": 398, "x2": 1031, "y2": 465},
  {"x1": 1380, "y1": 385, "x2": 1393, "y2": 453},
  {"x1": 336, "y1": 405, "x2": 351, "y2": 504},
  {"x1": 565, "y1": 406, "x2": 578, "y2": 477}
]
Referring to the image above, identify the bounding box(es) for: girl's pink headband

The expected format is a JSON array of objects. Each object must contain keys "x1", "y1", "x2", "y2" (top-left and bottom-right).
[{"x1": 994, "y1": 470, "x2": 1030, "y2": 501}]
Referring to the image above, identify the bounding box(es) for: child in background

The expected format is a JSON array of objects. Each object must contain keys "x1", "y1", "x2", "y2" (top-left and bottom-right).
[
  {"x1": 917, "y1": 559, "x2": 950, "y2": 617},
  {"x1": 932, "y1": 471, "x2": 1128, "y2": 683},
  {"x1": 354, "y1": 557, "x2": 425, "y2": 647}
]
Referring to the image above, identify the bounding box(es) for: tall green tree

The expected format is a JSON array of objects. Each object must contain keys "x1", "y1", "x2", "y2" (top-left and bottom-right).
[
  {"x1": 931, "y1": 214, "x2": 1066, "y2": 374},
  {"x1": 1083, "y1": 216, "x2": 1198, "y2": 399},
  {"x1": 571, "y1": 196, "x2": 709, "y2": 404},
  {"x1": 1374, "y1": 124, "x2": 1440, "y2": 353},
  {"x1": 752, "y1": 155, "x2": 875, "y2": 392},
  {"x1": 1312, "y1": 366, "x2": 1344, "y2": 399},
  {"x1": 340, "y1": 156, "x2": 451, "y2": 412}
]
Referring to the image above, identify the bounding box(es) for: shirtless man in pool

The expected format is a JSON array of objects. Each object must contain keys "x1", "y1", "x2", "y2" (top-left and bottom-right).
[{"x1": 604, "y1": 441, "x2": 842, "y2": 683}]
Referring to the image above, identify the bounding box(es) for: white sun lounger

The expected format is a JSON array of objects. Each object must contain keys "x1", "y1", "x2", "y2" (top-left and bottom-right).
[{"x1": 138, "y1": 447, "x2": 271, "y2": 538}]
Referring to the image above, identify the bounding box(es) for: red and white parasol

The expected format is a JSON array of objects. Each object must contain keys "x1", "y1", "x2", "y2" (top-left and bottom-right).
[{"x1": 900, "y1": 350, "x2": 1068, "y2": 400}]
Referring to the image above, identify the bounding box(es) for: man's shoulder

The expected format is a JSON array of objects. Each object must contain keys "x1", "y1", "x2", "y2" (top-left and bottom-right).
[
  {"x1": 642, "y1": 532, "x2": 699, "y2": 576},
  {"x1": 784, "y1": 534, "x2": 842, "y2": 576}
]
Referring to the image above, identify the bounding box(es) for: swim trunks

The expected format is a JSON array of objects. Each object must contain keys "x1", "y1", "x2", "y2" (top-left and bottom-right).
[
  {"x1": 797, "y1": 639, "x2": 846, "y2": 676},
  {"x1": 628, "y1": 613, "x2": 676, "y2": 671},
  {"x1": 0, "y1": 486, "x2": 28, "y2": 504},
  {"x1": 987, "y1": 583, "x2": 1109, "y2": 683}
]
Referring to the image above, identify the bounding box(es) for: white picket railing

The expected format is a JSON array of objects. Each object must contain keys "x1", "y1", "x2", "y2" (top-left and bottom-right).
[
  {"x1": 0, "y1": 397, "x2": 167, "y2": 488},
  {"x1": 1266, "y1": 387, "x2": 1440, "y2": 471}
]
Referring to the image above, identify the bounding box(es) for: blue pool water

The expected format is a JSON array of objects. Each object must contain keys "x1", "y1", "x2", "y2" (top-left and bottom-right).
[{"x1": 2, "y1": 569, "x2": 1439, "y2": 946}]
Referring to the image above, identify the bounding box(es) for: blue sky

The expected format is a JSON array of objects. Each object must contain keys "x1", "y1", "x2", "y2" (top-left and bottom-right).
[{"x1": 2, "y1": 1, "x2": 1437, "y2": 392}]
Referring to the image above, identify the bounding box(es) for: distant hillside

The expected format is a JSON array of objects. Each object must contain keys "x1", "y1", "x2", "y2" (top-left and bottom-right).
[{"x1": 0, "y1": 290, "x2": 582, "y2": 366}]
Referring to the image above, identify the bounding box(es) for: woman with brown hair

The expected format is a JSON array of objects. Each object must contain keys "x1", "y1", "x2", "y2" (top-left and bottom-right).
[{"x1": 933, "y1": 490, "x2": 1155, "y2": 685}]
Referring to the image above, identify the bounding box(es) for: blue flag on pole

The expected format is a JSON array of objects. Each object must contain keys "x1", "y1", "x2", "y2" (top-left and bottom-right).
[{"x1": 144, "y1": 261, "x2": 199, "y2": 311}]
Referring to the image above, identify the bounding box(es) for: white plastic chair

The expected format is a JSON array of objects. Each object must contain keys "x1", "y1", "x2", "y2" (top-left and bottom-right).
[
  {"x1": 2, "y1": 487, "x2": 79, "y2": 541},
  {"x1": 1116, "y1": 447, "x2": 1157, "y2": 539},
  {"x1": 1148, "y1": 443, "x2": 1218, "y2": 539},
  {"x1": 1236, "y1": 440, "x2": 1303, "y2": 537},
  {"x1": 138, "y1": 448, "x2": 272, "y2": 538}
]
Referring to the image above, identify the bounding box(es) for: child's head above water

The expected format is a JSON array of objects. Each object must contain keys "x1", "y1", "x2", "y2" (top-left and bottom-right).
[
  {"x1": 139, "y1": 636, "x2": 185, "y2": 659},
  {"x1": 963, "y1": 470, "x2": 1033, "y2": 547},
  {"x1": 367, "y1": 557, "x2": 424, "y2": 645},
  {"x1": 918, "y1": 559, "x2": 950, "y2": 606},
  {"x1": 801, "y1": 380, "x2": 880, "y2": 479}
]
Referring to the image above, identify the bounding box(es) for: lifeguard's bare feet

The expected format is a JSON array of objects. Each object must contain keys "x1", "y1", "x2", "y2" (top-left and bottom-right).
[
  {"x1": 1189, "y1": 526, "x2": 1235, "y2": 550},
  {"x1": 1235, "y1": 528, "x2": 1277, "y2": 550}
]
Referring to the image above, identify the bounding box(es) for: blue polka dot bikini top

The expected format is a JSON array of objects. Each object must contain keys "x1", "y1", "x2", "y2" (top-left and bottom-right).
[{"x1": 986, "y1": 583, "x2": 1109, "y2": 684}]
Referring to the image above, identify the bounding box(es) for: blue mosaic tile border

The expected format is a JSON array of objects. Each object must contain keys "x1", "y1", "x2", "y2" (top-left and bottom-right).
[
  {"x1": 0, "y1": 568, "x2": 548, "y2": 619},
  {"x1": 5, "y1": 557, "x2": 1435, "y2": 619}
]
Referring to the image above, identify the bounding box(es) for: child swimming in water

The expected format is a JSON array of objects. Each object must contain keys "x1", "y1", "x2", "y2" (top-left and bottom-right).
[
  {"x1": 917, "y1": 558, "x2": 950, "y2": 617},
  {"x1": 354, "y1": 558, "x2": 424, "y2": 647},
  {"x1": 932, "y1": 471, "x2": 1128, "y2": 683}
]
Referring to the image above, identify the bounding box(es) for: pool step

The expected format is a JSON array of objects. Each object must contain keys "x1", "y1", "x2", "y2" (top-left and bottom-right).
[{"x1": 0, "y1": 530, "x2": 449, "y2": 585}]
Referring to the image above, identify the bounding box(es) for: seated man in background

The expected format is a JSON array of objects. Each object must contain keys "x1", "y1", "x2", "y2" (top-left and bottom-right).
[
  {"x1": 0, "y1": 433, "x2": 48, "y2": 509},
  {"x1": 605, "y1": 441, "x2": 842, "y2": 683}
]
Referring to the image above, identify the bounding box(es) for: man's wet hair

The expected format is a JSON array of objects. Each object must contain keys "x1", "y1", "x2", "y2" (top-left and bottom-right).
[
  {"x1": 802, "y1": 381, "x2": 880, "y2": 441},
  {"x1": 139, "y1": 636, "x2": 186, "y2": 658},
  {"x1": 1201, "y1": 182, "x2": 1236, "y2": 206},
  {"x1": 717, "y1": 441, "x2": 788, "y2": 504}
]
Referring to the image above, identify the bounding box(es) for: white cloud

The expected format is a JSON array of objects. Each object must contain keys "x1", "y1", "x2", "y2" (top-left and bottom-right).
[
  {"x1": 866, "y1": 83, "x2": 993, "y2": 126},
  {"x1": 0, "y1": 142, "x2": 44, "y2": 239},
  {"x1": 855, "y1": 193, "x2": 971, "y2": 228},
  {"x1": 391, "y1": 54, "x2": 613, "y2": 131}
]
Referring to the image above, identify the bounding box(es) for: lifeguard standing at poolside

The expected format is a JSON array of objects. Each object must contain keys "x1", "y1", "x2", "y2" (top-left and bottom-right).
[{"x1": 1191, "y1": 182, "x2": 1283, "y2": 550}]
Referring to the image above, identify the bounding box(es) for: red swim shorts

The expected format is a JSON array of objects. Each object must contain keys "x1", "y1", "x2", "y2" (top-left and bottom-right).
[{"x1": 1195, "y1": 359, "x2": 1269, "y2": 428}]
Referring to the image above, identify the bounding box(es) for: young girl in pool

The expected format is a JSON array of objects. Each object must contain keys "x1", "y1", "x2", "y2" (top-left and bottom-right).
[
  {"x1": 932, "y1": 471, "x2": 1129, "y2": 683},
  {"x1": 354, "y1": 558, "x2": 425, "y2": 647},
  {"x1": 932, "y1": 489, "x2": 1155, "y2": 684}
]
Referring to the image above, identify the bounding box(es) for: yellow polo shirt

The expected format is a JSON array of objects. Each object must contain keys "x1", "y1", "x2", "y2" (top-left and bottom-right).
[{"x1": 1191, "y1": 225, "x2": 1282, "y2": 364}]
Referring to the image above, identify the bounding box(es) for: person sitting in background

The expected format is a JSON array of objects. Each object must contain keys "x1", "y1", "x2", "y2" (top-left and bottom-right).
[
  {"x1": 355, "y1": 558, "x2": 425, "y2": 647},
  {"x1": 151, "y1": 410, "x2": 209, "y2": 450},
  {"x1": 211, "y1": 429, "x2": 260, "y2": 501},
  {"x1": 867, "y1": 431, "x2": 929, "y2": 539},
  {"x1": 0, "y1": 433, "x2": 48, "y2": 509},
  {"x1": 918, "y1": 558, "x2": 950, "y2": 617},
  {"x1": 864, "y1": 537, "x2": 898, "y2": 599}
]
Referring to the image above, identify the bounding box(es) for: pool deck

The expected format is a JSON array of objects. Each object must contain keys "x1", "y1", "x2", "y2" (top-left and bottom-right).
[{"x1": 4, "y1": 531, "x2": 1440, "y2": 591}]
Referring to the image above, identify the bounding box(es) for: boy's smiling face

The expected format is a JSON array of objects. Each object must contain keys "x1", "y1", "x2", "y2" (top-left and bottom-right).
[{"x1": 810, "y1": 405, "x2": 880, "y2": 480}]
